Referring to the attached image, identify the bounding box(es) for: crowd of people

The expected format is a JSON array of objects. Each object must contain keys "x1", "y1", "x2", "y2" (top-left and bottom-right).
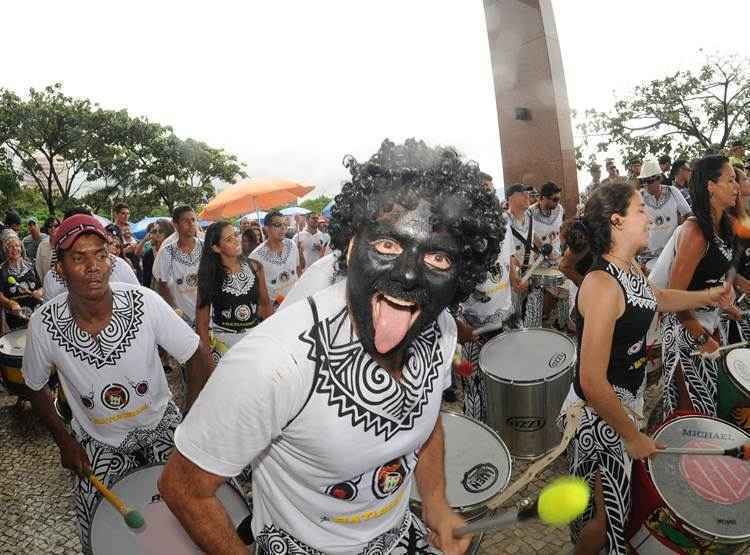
[{"x1": 0, "y1": 138, "x2": 748, "y2": 554}]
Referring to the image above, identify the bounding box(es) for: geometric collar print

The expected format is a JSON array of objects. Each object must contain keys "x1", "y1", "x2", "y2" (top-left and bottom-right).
[
  {"x1": 40, "y1": 288, "x2": 145, "y2": 369},
  {"x1": 300, "y1": 306, "x2": 443, "y2": 441}
]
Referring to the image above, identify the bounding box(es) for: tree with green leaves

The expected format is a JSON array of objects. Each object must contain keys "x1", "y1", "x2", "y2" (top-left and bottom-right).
[
  {"x1": 575, "y1": 53, "x2": 750, "y2": 167},
  {"x1": 299, "y1": 195, "x2": 332, "y2": 215}
]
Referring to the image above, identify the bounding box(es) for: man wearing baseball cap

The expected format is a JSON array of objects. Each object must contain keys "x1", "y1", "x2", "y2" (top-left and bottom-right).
[
  {"x1": 640, "y1": 158, "x2": 692, "y2": 264},
  {"x1": 22, "y1": 214, "x2": 211, "y2": 554},
  {"x1": 43, "y1": 209, "x2": 139, "y2": 301}
]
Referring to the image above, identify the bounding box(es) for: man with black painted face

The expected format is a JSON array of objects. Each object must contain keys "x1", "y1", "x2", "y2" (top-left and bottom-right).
[{"x1": 161, "y1": 139, "x2": 504, "y2": 555}]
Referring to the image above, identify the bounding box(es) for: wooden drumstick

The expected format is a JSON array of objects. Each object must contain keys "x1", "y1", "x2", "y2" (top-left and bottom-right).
[
  {"x1": 689, "y1": 339, "x2": 750, "y2": 357},
  {"x1": 656, "y1": 444, "x2": 750, "y2": 460},
  {"x1": 521, "y1": 256, "x2": 546, "y2": 283},
  {"x1": 87, "y1": 473, "x2": 145, "y2": 529}
]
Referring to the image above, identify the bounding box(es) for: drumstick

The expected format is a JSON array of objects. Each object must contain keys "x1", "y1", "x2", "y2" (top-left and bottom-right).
[
  {"x1": 87, "y1": 473, "x2": 145, "y2": 529},
  {"x1": 689, "y1": 339, "x2": 750, "y2": 357},
  {"x1": 454, "y1": 476, "x2": 589, "y2": 537},
  {"x1": 472, "y1": 320, "x2": 505, "y2": 337},
  {"x1": 656, "y1": 444, "x2": 750, "y2": 460}
]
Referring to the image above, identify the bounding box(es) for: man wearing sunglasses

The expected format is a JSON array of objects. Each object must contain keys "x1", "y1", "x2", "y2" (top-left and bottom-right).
[
  {"x1": 529, "y1": 181, "x2": 564, "y2": 257},
  {"x1": 640, "y1": 159, "x2": 692, "y2": 267}
]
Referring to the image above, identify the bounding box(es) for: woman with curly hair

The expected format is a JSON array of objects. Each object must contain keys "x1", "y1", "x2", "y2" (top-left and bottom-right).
[
  {"x1": 652, "y1": 155, "x2": 739, "y2": 419},
  {"x1": 162, "y1": 138, "x2": 503, "y2": 555},
  {"x1": 558, "y1": 182, "x2": 731, "y2": 554},
  {"x1": 196, "y1": 221, "x2": 272, "y2": 365}
]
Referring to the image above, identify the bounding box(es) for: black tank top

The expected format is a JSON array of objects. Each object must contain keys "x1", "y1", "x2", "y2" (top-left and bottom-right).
[
  {"x1": 211, "y1": 262, "x2": 262, "y2": 332},
  {"x1": 687, "y1": 234, "x2": 733, "y2": 290},
  {"x1": 573, "y1": 258, "x2": 657, "y2": 401}
]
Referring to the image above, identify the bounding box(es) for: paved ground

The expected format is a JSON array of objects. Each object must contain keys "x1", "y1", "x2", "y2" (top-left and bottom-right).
[{"x1": 0, "y1": 361, "x2": 664, "y2": 554}]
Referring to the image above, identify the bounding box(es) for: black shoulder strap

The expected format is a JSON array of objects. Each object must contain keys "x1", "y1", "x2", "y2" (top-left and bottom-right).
[
  {"x1": 510, "y1": 216, "x2": 534, "y2": 269},
  {"x1": 282, "y1": 296, "x2": 321, "y2": 431}
]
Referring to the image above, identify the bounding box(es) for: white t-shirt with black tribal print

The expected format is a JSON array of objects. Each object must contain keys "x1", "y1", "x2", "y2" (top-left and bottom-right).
[{"x1": 175, "y1": 279, "x2": 456, "y2": 554}]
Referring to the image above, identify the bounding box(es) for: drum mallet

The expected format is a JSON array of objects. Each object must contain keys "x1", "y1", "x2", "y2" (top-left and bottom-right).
[
  {"x1": 87, "y1": 473, "x2": 145, "y2": 529},
  {"x1": 454, "y1": 476, "x2": 590, "y2": 538},
  {"x1": 689, "y1": 340, "x2": 750, "y2": 358},
  {"x1": 656, "y1": 443, "x2": 750, "y2": 460}
]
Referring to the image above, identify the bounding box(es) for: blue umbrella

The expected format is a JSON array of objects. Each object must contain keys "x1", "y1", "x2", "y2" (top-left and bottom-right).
[
  {"x1": 321, "y1": 200, "x2": 334, "y2": 220},
  {"x1": 199, "y1": 220, "x2": 212, "y2": 229},
  {"x1": 240, "y1": 211, "x2": 267, "y2": 222},
  {"x1": 131, "y1": 217, "x2": 163, "y2": 240},
  {"x1": 280, "y1": 206, "x2": 311, "y2": 216}
]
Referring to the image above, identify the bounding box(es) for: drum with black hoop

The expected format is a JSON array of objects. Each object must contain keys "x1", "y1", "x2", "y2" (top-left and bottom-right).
[
  {"x1": 410, "y1": 411, "x2": 511, "y2": 555},
  {"x1": 0, "y1": 328, "x2": 29, "y2": 397},
  {"x1": 719, "y1": 348, "x2": 750, "y2": 434},
  {"x1": 529, "y1": 266, "x2": 564, "y2": 289},
  {"x1": 627, "y1": 415, "x2": 750, "y2": 553},
  {"x1": 89, "y1": 463, "x2": 252, "y2": 554},
  {"x1": 480, "y1": 328, "x2": 576, "y2": 458}
]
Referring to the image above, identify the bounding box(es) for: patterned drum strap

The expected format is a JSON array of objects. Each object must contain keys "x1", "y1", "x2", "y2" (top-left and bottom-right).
[{"x1": 485, "y1": 400, "x2": 584, "y2": 511}]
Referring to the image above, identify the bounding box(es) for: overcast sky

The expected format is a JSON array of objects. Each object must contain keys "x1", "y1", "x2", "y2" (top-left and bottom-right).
[{"x1": 3, "y1": 1, "x2": 750, "y2": 199}]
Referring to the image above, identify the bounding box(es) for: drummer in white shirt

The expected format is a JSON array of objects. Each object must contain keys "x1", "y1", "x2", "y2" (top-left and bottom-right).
[
  {"x1": 22, "y1": 214, "x2": 210, "y2": 555},
  {"x1": 639, "y1": 158, "x2": 692, "y2": 270}
]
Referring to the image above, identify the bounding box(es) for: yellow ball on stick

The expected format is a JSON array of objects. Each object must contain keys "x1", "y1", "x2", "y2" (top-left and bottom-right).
[{"x1": 537, "y1": 476, "x2": 590, "y2": 526}]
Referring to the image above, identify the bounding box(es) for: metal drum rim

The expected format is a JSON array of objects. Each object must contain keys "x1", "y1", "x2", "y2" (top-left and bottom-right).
[
  {"x1": 647, "y1": 414, "x2": 750, "y2": 542},
  {"x1": 725, "y1": 349, "x2": 750, "y2": 396},
  {"x1": 479, "y1": 327, "x2": 577, "y2": 385},
  {"x1": 410, "y1": 411, "x2": 513, "y2": 516}
]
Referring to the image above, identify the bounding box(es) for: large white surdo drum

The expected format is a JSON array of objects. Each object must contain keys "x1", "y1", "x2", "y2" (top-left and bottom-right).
[
  {"x1": 479, "y1": 328, "x2": 576, "y2": 458},
  {"x1": 89, "y1": 464, "x2": 252, "y2": 554}
]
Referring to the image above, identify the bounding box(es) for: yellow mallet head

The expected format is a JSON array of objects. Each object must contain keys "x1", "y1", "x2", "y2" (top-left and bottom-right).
[{"x1": 537, "y1": 476, "x2": 590, "y2": 526}]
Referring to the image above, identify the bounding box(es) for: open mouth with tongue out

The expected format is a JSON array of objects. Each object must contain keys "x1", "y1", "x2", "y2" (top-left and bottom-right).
[{"x1": 371, "y1": 292, "x2": 422, "y2": 354}]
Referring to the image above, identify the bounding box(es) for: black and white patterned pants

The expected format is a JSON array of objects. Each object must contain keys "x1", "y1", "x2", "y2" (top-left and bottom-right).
[
  {"x1": 460, "y1": 336, "x2": 490, "y2": 422},
  {"x1": 73, "y1": 402, "x2": 181, "y2": 554},
  {"x1": 255, "y1": 511, "x2": 442, "y2": 554},
  {"x1": 661, "y1": 313, "x2": 725, "y2": 419}
]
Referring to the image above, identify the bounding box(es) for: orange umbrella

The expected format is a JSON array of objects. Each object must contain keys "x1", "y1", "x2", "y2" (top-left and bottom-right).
[{"x1": 198, "y1": 177, "x2": 315, "y2": 220}]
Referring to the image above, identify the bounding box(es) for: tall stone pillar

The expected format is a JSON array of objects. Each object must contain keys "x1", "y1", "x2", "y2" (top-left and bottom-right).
[{"x1": 484, "y1": 0, "x2": 578, "y2": 217}]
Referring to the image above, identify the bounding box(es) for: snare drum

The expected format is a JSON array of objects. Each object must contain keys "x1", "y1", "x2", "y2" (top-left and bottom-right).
[
  {"x1": 628, "y1": 415, "x2": 750, "y2": 553},
  {"x1": 0, "y1": 329, "x2": 28, "y2": 397},
  {"x1": 480, "y1": 328, "x2": 576, "y2": 458},
  {"x1": 89, "y1": 463, "x2": 252, "y2": 554},
  {"x1": 719, "y1": 348, "x2": 750, "y2": 434},
  {"x1": 530, "y1": 267, "x2": 564, "y2": 288},
  {"x1": 410, "y1": 412, "x2": 511, "y2": 555}
]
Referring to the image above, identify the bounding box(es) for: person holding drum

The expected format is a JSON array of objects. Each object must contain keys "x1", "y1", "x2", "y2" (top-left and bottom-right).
[
  {"x1": 558, "y1": 182, "x2": 731, "y2": 554},
  {"x1": 160, "y1": 139, "x2": 503, "y2": 555},
  {"x1": 653, "y1": 155, "x2": 739, "y2": 419},
  {"x1": 21, "y1": 214, "x2": 211, "y2": 555},
  {"x1": 0, "y1": 233, "x2": 43, "y2": 329}
]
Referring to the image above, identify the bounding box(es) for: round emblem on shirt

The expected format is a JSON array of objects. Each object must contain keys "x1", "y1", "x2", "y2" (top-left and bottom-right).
[
  {"x1": 235, "y1": 304, "x2": 252, "y2": 321},
  {"x1": 548, "y1": 352, "x2": 567, "y2": 368},
  {"x1": 185, "y1": 273, "x2": 198, "y2": 287},
  {"x1": 278, "y1": 271, "x2": 290, "y2": 283},
  {"x1": 325, "y1": 479, "x2": 359, "y2": 501},
  {"x1": 372, "y1": 458, "x2": 407, "y2": 499},
  {"x1": 461, "y1": 463, "x2": 499, "y2": 494},
  {"x1": 134, "y1": 380, "x2": 149, "y2": 396},
  {"x1": 101, "y1": 383, "x2": 130, "y2": 410},
  {"x1": 655, "y1": 215, "x2": 664, "y2": 226}
]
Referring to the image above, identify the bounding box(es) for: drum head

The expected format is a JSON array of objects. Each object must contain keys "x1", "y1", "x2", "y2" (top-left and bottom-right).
[
  {"x1": 479, "y1": 329, "x2": 576, "y2": 383},
  {"x1": 649, "y1": 416, "x2": 750, "y2": 541},
  {"x1": 90, "y1": 464, "x2": 250, "y2": 554},
  {"x1": 410, "y1": 412, "x2": 511, "y2": 512},
  {"x1": 0, "y1": 329, "x2": 26, "y2": 357},
  {"x1": 726, "y1": 348, "x2": 750, "y2": 394}
]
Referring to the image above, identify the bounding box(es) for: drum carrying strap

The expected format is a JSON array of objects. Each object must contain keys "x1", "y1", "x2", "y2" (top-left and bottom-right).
[
  {"x1": 510, "y1": 218, "x2": 534, "y2": 272},
  {"x1": 485, "y1": 400, "x2": 584, "y2": 511}
]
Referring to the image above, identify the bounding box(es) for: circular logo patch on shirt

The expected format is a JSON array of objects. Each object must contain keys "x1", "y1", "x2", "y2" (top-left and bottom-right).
[
  {"x1": 134, "y1": 380, "x2": 149, "y2": 396},
  {"x1": 278, "y1": 271, "x2": 290, "y2": 284},
  {"x1": 235, "y1": 305, "x2": 252, "y2": 321},
  {"x1": 101, "y1": 383, "x2": 130, "y2": 410},
  {"x1": 326, "y1": 480, "x2": 359, "y2": 501},
  {"x1": 655, "y1": 215, "x2": 664, "y2": 226},
  {"x1": 185, "y1": 273, "x2": 198, "y2": 288},
  {"x1": 372, "y1": 458, "x2": 407, "y2": 499}
]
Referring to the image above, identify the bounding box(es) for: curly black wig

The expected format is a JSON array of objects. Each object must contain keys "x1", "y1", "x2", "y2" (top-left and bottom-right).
[{"x1": 329, "y1": 138, "x2": 504, "y2": 304}]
